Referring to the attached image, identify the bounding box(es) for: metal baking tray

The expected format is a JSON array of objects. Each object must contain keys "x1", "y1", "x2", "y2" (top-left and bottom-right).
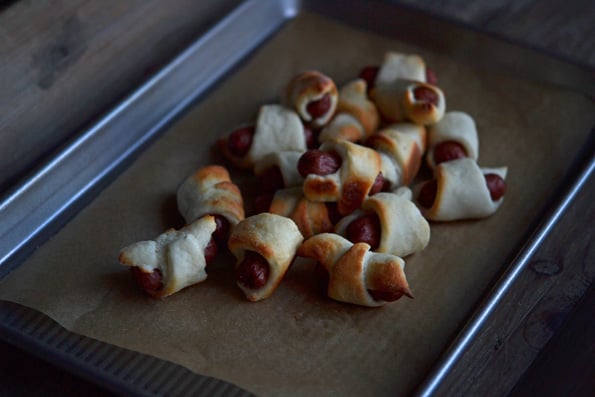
[{"x1": 1, "y1": 0, "x2": 593, "y2": 395}]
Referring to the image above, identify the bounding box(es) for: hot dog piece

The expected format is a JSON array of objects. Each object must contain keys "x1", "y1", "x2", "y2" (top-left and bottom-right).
[
  {"x1": 318, "y1": 79, "x2": 380, "y2": 144},
  {"x1": 177, "y1": 165, "x2": 244, "y2": 245},
  {"x1": 203, "y1": 236, "x2": 219, "y2": 264},
  {"x1": 433, "y1": 141, "x2": 467, "y2": 165},
  {"x1": 299, "y1": 139, "x2": 384, "y2": 216},
  {"x1": 485, "y1": 173, "x2": 507, "y2": 201},
  {"x1": 298, "y1": 233, "x2": 412, "y2": 307},
  {"x1": 254, "y1": 151, "x2": 305, "y2": 193},
  {"x1": 371, "y1": 80, "x2": 445, "y2": 125},
  {"x1": 358, "y1": 65, "x2": 379, "y2": 91},
  {"x1": 226, "y1": 126, "x2": 254, "y2": 157},
  {"x1": 306, "y1": 94, "x2": 332, "y2": 119},
  {"x1": 119, "y1": 215, "x2": 218, "y2": 298},
  {"x1": 286, "y1": 71, "x2": 338, "y2": 128},
  {"x1": 426, "y1": 68, "x2": 438, "y2": 85},
  {"x1": 297, "y1": 149, "x2": 342, "y2": 177},
  {"x1": 335, "y1": 191, "x2": 430, "y2": 257},
  {"x1": 426, "y1": 111, "x2": 479, "y2": 168},
  {"x1": 417, "y1": 180, "x2": 438, "y2": 209},
  {"x1": 345, "y1": 213, "x2": 381, "y2": 250},
  {"x1": 253, "y1": 193, "x2": 275, "y2": 215},
  {"x1": 228, "y1": 213, "x2": 304, "y2": 302},
  {"x1": 218, "y1": 104, "x2": 307, "y2": 169},
  {"x1": 366, "y1": 122, "x2": 427, "y2": 188},
  {"x1": 368, "y1": 172, "x2": 388, "y2": 196},
  {"x1": 302, "y1": 123, "x2": 317, "y2": 149},
  {"x1": 131, "y1": 267, "x2": 163, "y2": 294},
  {"x1": 236, "y1": 251, "x2": 270, "y2": 290},
  {"x1": 414, "y1": 158, "x2": 508, "y2": 221},
  {"x1": 257, "y1": 166, "x2": 284, "y2": 193},
  {"x1": 267, "y1": 187, "x2": 334, "y2": 239}
]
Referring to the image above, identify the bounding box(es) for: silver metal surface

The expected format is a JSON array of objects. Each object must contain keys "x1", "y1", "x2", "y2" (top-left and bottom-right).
[
  {"x1": 0, "y1": 301, "x2": 255, "y2": 396},
  {"x1": 1, "y1": 0, "x2": 594, "y2": 395},
  {"x1": 415, "y1": 136, "x2": 595, "y2": 396}
]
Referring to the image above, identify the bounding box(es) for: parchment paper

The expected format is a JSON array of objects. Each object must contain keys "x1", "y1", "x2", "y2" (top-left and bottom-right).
[{"x1": 1, "y1": 12, "x2": 594, "y2": 397}]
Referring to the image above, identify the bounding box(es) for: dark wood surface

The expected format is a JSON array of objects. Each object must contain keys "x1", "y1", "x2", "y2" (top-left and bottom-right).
[{"x1": 1, "y1": 0, "x2": 594, "y2": 396}]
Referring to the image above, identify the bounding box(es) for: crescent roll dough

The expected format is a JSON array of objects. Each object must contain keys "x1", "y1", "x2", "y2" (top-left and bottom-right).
[
  {"x1": 268, "y1": 187, "x2": 334, "y2": 238},
  {"x1": 302, "y1": 139, "x2": 383, "y2": 216},
  {"x1": 426, "y1": 111, "x2": 479, "y2": 168},
  {"x1": 286, "y1": 70, "x2": 338, "y2": 128},
  {"x1": 253, "y1": 151, "x2": 304, "y2": 190},
  {"x1": 119, "y1": 215, "x2": 217, "y2": 298},
  {"x1": 367, "y1": 122, "x2": 427, "y2": 187},
  {"x1": 218, "y1": 104, "x2": 306, "y2": 169},
  {"x1": 176, "y1": 165, "x2": 244, "y2": 226},
  {"x1": 318, "y1": 113, "x2": 366, "y2": 143},
  {"x1": 334, "y1": 191, "x2": 430, "y2": 257},
  {"x1": 298, "y1": 233, "x2": 412, "y2": 307},
  {"x1": 228, "y1": 213, "x2": 304, "y2": 302},
  {"x1": 375, "y1": 52, "x2": 426, "y2": 86},
  {"x1": 415, "y1": 158, "x2": 508, "y2": 221},
  {"x1": 319, "y1": 79, "x2": 380, "y2": 143},
  {"x1": 371, "y1": 80, "x2": 445, "y2": 125}
]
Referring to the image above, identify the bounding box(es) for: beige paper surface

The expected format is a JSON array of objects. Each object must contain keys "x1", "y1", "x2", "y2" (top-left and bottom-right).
[{"x1": 1, "y1": 13, "x2": 594, "y2": 397}]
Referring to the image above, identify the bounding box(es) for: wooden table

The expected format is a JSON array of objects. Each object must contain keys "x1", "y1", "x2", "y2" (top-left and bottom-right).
[{"x1": 1, "y1": 0, "x2": 593, "y2": 395}]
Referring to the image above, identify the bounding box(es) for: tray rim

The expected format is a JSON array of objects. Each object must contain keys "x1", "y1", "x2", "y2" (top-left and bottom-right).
[{"x1": 1, "y1": 0, "x2": 594, "y2": 396}]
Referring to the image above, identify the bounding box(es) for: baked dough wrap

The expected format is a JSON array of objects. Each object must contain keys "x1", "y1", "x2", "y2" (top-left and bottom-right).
[
  {"x1": 268, "y1": 187, "x2": 334, "y2": 238},
  {"x1": 318, "y1": 113, "x2": 365, "y2": 143},
  {"x1": 334, "y1": 191, "x2": 430, "y2": 257},
  {"x1": 426, "y1": 111, "x2": 479, "y2": 168},
  {"x1": 253, "y1": 151, "x2": 304, "y2": 190},
  {"x1": 119, "y1": 215, "x2": 217, "y2": 298},
  {"x1": 366, "y1": 122, "x2": 427, "y2": 187},
  {"x1": 176, "y1": 165, "x2": 244, "y2": 226},
  {"x1": 375, "y1": 52, "x2": 427, "y2": 86},
  {"x1": 218, "y1": 104, "x2": 306, "y2": 169},
  {"x1": 319, "y1": 79, "x2": 380, "y2": 143},
  {"x1": 414, "y1": 158, "x2": 508, "y2": 221},
  {"x1": 371, "y1": 79, "x2": 445, "y2": 125},
  {"x1": 298, "y1": 233, "x2": 412, "y2": 307},
  {"x1": 302, "y1": 139, "x2": 383, "y2": 216},
  {"x1": 228, "y1": 213, "x2": 304, "y2": 302},
  {"x1": 285, "y1": 70, "x2": 339, "y2": 128}
]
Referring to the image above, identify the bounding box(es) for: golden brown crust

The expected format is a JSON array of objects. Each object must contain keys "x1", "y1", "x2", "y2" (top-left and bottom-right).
[
  {"x1": 318, "y1": 113, "x2": 366, "y2": 143},
  {"x1": 302, "y1": 140, "x2": 382, "y2": 216},
  {"x1": 336, "y1": 79, "x2": 380, "y2": 136},
  {"x1": 228, "y1": 213, "x2": 304, "y2": 302},
  {"x1": 371, "y1": 80, "x2": 445, "y2": 125},
  {"x1": 366, "y1": 123, "x2": 426, "y2": 187},
  {"x1": 286, "y1": 70, "x2": 339, "y2": 128},
  {"x1": 328, "y1": 243, "x2": 369, "y2": 304},
  {"x1": 298, "y1": 233, "x2": 410, "y2": 307},
  {"x1": 177, "y1": 165, "x2": 244, "y2": 225},
  {"x1": 269, "y1": 187, "x2": 333, "y2": 238}
]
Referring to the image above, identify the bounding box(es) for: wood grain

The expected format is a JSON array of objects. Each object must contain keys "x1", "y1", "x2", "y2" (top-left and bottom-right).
[
  {"x1": 426, "y1": 169, "x2": 595, "y2": 395},
  {"x1": 0, "y1": 0, "x2": 240, "y2": 192},
  {"x1": 0, "y1": 0, "x2": 594, "y2": 396},
  {"x1": 395, "y1": 0, "x2": 595, "y2": 68}
]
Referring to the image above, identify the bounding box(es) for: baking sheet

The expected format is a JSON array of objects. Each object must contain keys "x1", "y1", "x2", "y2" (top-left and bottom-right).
[{"x1": 1, "y1": 6, "x2": 594, "y2": 397}]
